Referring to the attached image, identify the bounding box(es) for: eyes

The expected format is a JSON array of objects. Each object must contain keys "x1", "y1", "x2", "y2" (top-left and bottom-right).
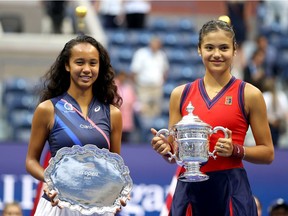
[
  {"x1": 74, "y1": 59, "x2": 98, "y2": 67},
  {"x1": 203, "y1": 44, "x2": 231, "y2": 52}
]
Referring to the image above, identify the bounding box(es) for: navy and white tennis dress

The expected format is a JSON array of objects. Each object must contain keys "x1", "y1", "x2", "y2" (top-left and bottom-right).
[{"x1": 34, "y1": 93, "x2": 113, "y2": 216}]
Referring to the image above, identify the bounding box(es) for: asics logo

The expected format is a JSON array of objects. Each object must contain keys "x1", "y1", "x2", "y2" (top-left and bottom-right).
[{"x1": 94, "y1": 106, "x2": 101, "y2": 112}]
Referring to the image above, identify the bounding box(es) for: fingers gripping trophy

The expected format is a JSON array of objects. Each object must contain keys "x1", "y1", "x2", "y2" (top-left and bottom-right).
[{"x1": 157, "y1": 102, "x2": 228, "y2": 182}]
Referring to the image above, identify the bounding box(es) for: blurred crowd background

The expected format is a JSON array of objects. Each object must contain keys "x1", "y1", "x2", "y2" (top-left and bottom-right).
[
  {"x1": 1, "y1": 1, "x2": 288, "y2": 215},
  {"x1": 1, "y1": 0, "x2": 288, "y2": 148}
]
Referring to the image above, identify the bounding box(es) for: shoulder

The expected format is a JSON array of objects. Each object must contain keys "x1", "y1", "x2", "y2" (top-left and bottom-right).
[
  {"x1": 132, "y1": 48, "x2": 146, "y2": 61},
  {"x1": 244, "y1": 82, "x2": 263, "y2": 100},
  {"x1": 135, "y1": 47, "x2": 147, "y2": 54},
  {"x1": 35, "y1": 100, "x2": 54, "y2": 115},
  {"x1": 110, "y1": 105, "x2": 122, "y2": 119},
  {"x1": 171, "y1": 84, "x2": 186, "y2": 97},
  {"x1": 159, "y1": 49, "x2": 168, "y2": 56},
  {"x1": 170, "y1": 84, "x2": 187, "y2": 106},
  {"x1": 109, "y1": 105, "x2": 122, "y2": 131},
  {"x1": 33, "y1": 100, "x2": 54, "y2": 128},
  {"x1": 170, "y1": 82, "x2": 196, "y2": 100},
  {"x1": 244, "y1": 82, "x2": 266, "y2": 112}
]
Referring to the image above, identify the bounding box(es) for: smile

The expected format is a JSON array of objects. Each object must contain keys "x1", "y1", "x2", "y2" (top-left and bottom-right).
[
  {"x1": 80, "y1": 75, "x2": 92, "y2": 81},
  {"x1": 210, "y1": 60, "x2": 224, "y2": 63}
]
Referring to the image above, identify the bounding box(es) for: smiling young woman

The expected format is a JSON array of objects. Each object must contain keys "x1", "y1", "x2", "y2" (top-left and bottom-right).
[
  {"x1": 26, "y1": 35, "x2": 125, "y2": 216},
  {"x1": 151, "y1": 19, "x2": 274, "y2": 216}
]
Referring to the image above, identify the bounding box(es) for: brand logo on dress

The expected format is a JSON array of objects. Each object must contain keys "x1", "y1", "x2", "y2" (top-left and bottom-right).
[
  {"x1": 94, "y1": 105, "x2": 101, "y2": 112},
  {"x1": 64, "y1": 102, "x2": 75, "y2": 112},
  {"x1": 80, "y1": 124, "x2": 94, "y2": 129},
  {"x1": 225, "y1": 96, "x2": 232, "y2": 105}
]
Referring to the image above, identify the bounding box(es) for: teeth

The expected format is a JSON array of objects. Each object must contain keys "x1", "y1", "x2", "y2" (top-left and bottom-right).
[{"x1": 80, "y1": 76, "x2": 91, "y2": 81}]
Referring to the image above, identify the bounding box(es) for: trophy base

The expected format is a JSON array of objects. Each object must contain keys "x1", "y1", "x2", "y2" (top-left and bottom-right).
[
  {"x1": 178, "y1": 171, "x2": 209, "y2": 182},
  {"x1": 179, "y1": 162, "x2": 209, "y2": 182}
]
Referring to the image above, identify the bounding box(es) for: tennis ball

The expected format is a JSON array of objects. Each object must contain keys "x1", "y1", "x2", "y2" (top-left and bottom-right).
[{"x1": 218, "y1": 15, "x2": 231, "y2": 26}]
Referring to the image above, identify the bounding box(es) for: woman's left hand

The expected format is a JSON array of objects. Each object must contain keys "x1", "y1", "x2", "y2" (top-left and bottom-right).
[
  {"x1": 215, "y1": 129, "x2": 233, "y2": 157},
  {"x1": 43, "y1": 182, "x2": 60, "y2": 207}
]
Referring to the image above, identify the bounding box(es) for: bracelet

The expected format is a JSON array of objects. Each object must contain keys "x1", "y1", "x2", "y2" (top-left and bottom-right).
[{"x1": 231, "y1": 143, "x2": 245, "y2": 159}]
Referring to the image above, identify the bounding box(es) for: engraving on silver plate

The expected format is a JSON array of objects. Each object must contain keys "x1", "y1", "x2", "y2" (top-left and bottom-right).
[{"x1": 44, "y1": 144, "x2": 133, "y2": 215}]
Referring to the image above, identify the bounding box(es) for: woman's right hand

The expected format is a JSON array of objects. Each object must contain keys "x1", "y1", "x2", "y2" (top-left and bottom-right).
[
  {"x1": 43, "y1": 183, "x2": 60, "y2": 207},
  {"x1": 150, "y1": 128, "x2": 173, "y2": 156}
]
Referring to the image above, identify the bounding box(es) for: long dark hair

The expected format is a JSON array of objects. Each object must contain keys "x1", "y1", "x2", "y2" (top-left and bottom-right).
[{"x1": 38, "y1": 35, "x2": 122, "y2": 108}]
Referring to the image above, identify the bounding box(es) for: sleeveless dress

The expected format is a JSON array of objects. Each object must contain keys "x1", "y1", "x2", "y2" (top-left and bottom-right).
[
  {"x1": 34, "y1": 93, "x2": 114, "y2": 216},
  {"x1": 170, "y1": 77, "x2": 258, "y2": 216}
]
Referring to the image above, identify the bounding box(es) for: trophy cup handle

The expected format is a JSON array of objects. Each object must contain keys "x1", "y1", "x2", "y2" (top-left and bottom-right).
[
  {"x1": 156, "y1": 129, "x2": 176, "y2": 162},
  {"x1": 209, "y1": 126, "x2": 228, "y2": 159},
  {"x1": 156, "y1": 128, "x2": 170, "y2": 137},
  {"x1": 208, "y1": 149, "x2": 217, "y2": 159},
  {"x1": 212, "y1": 126, "x2": 228, "y2": 138}
]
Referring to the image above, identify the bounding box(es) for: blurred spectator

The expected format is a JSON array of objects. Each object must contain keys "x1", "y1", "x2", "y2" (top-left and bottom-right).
[
  {"x1": 225, "y1": 1, "x2": 258, "y2": 43},
  {"x1": 263, "y1": 77, "x2": 288, "y2": 147},
  {"x1": 243, "y1": 34, "x2": 278, "y2": 78},
  {"x1": 130, "y1": 36, "x2": 169, "y2": 118},
  {"x1": 243, "y1": 48, "x2": 266, "y2": 92},
  {"x1": 269, "y1": 198, "x2": 288, "y2": 216},
  {"x1": 2, "y1": 202, "x2": 23, "y2": 216},
  {"x1": 93, "y1": 0, "x2": 124, "y2": 29},
  {"x1": 263, "y1": 0, "x2": 288, "y2": 33},
  {"x1": 256, "y1": 0, "x2": 266, "y2": 29},
  {"x1": 123, "y1": 0, "x2": 151, "y2": 29},
  {"x1": 65, "y1": 1, "x2": 78, "y2": 34},
  {"x1": 224, "y1": 1, "x2": 255, "y2": 78},
  {"x1": 115, "y1": 71, "x2": 139, "y2": 143},
  {"x1": 43, "y1": 1, "x2": 68, "y2": 34},
  {"x1": 254, "y1": 196, "x2": 262, "y2": 216},
  {"x1": 256, "y1": 34, "x2": 278, "y2": 77},
  {"x1": 0, "y1": 14, "x2": 23, "y2": 33},
  {"x1": 225, "y1": 0, "x2": 250, "y2": 46}
]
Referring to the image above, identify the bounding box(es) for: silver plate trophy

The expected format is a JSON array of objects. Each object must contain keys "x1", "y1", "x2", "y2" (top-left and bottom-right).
[
  {"x1": 44, "y1": 144, "x2": 133, "y2": 215},
  {"x1": 157, "y1": 102, "x2": 228, "y2": 182}
]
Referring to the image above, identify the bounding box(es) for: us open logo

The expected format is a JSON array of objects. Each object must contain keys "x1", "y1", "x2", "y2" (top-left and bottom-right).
[{"x1": 225, "y1": 96, "x2": 232, "y2": 105}]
